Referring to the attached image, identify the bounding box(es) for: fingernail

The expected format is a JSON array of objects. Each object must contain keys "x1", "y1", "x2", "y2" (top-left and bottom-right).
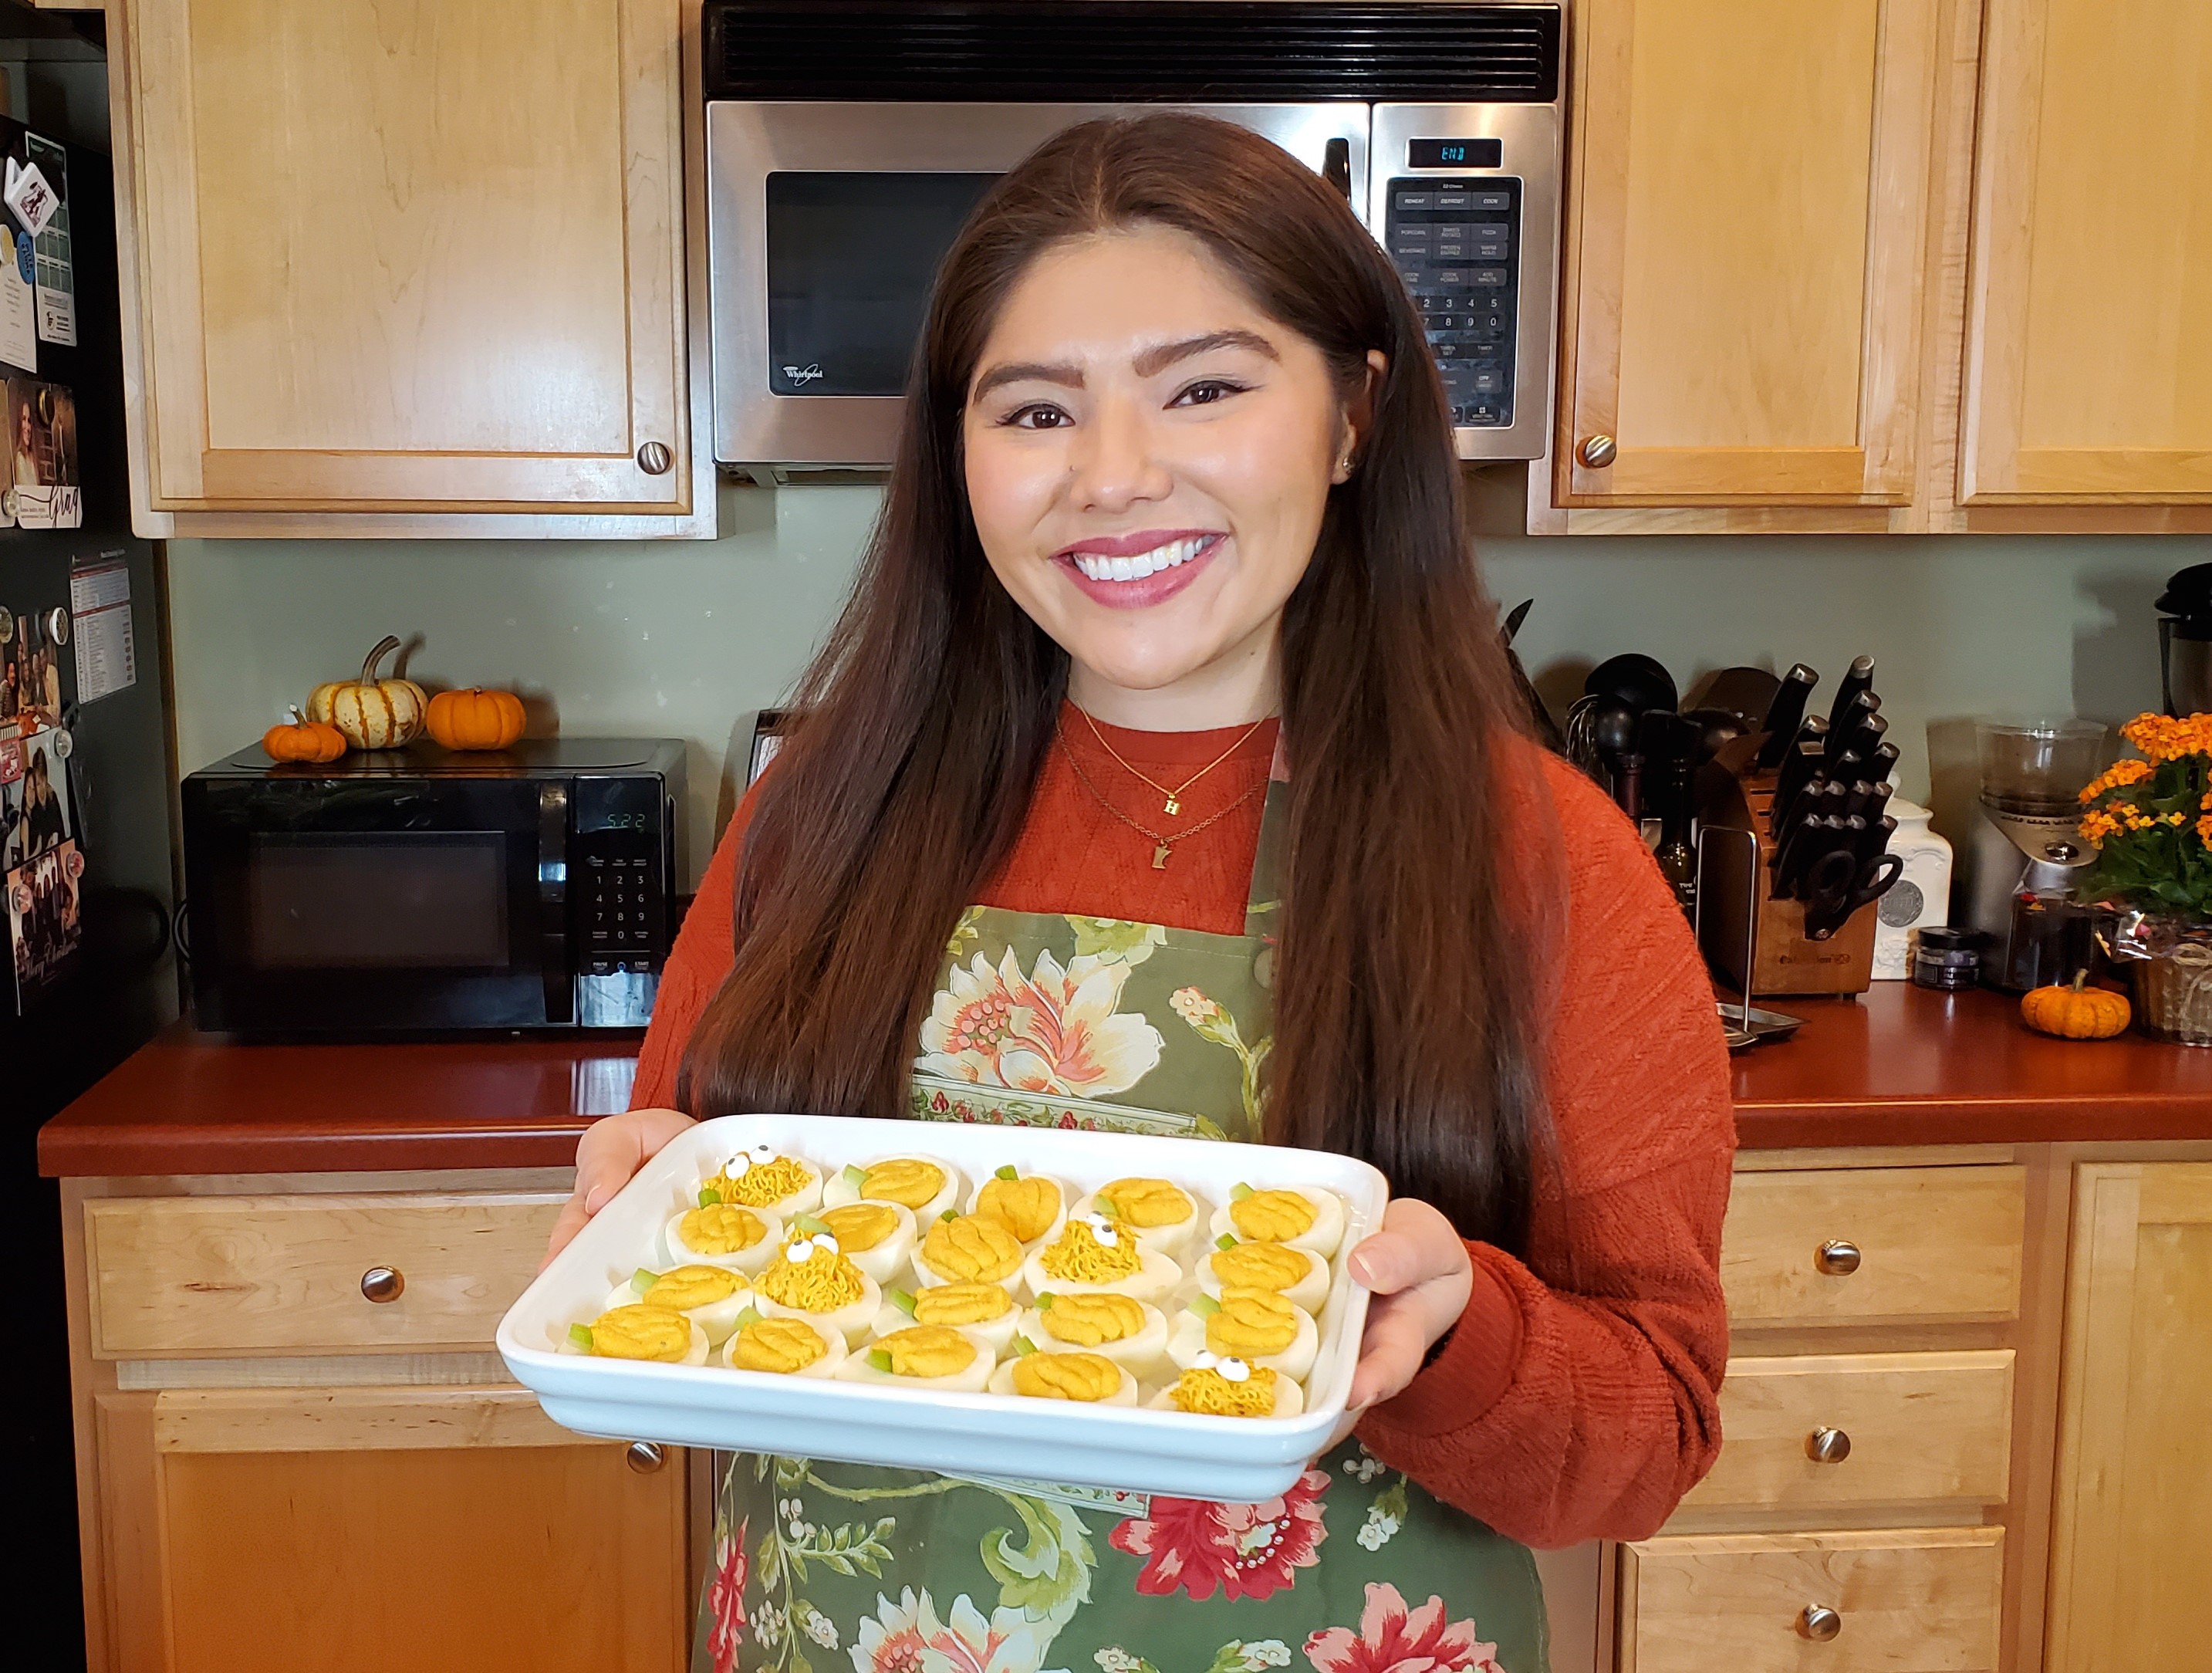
[{"x1": 583, "y1": 1184, "x2": 610, "y2": 1213}]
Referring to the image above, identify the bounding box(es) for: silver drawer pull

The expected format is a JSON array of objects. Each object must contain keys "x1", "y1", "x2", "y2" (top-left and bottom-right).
[
  {"x1": 626, "y1": 1441, "x2": 667, "y2": 1474},
  {"x1": 360, "y1": 1266, "x2": 404, "y2": 1303},
  {"x1": 1815, "y1": 1239, "x2": 1862, "y2": 1276},
  {"x1": 1805, "y1": 1426, "x2": 1852, "y2": 1464},
  {"x1": 1797, "y1": 1604, "x2": 1842, "y2": 1641}
]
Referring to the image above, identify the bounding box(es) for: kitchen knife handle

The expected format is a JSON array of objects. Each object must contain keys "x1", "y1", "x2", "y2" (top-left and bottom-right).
[
  {"x1": 1755, "y1": 664, "x2": 1820, "y2": 769},
  {"x1": 1826, "y1": 654, "x2": 1874, "y2": 733}
]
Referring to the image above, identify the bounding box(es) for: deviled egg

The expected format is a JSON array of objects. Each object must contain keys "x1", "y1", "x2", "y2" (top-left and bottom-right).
[
  {"x1": 1148, "y1": 1354, "x2": 1304, "y2": 1418},
  {"x1": 826, "y1": 1154, "x2": 962, "y2": 1222},
  {"x1": 968, "y1": 1165, "x2": 1068, "y2": 1249},
  {"x1": 988, "y1": 1349, "x2": 1138, "y2": 1405},
  {"x1": 1167, "y1": 1287, "x2": 1319, "y2": 1381},
  {"x1": 834, "y1": 1323, "x2": 997, "y2": 1393},
  {"x1": 721, "y1": 1311, "x2": 847, "y2": 1379},
  {"x1": 1207, "y1": 1184, "x2": 1345, "y2": 1259},
  {"x1": 750, "y1": 1230, "x2": 883, "y2": 1346},
  {"x1": 662, "y1": 1201, "x2": 783, "y2": 1276},
  {"x1": 605, "y1": 1264, "x2": 753, "y2": 1346},
  {"x1": 561, "y1": 1303, "x2": 709, "y2": 1366},
  {"x1": 1200, "y1": 1236, "x2": 1332, "y2": 1313},
  {"x1": 697, "y1": 1142, "x2": 822, "y2": 1218},
  {"x1": 874, "y1": 1281, "x2": 1022, "y2": 1354},
  {"x1": 1072, "y1": 1177, "x2": 1203, "y2": 1259},
  {"x1": 1021, "y1": 1213, "x2": 1180, "y2": 1303},
  {"x1": 1017, "y1": 1290, "x2": 1168, "y2": 1375},
  {"x1": 913, "y1": 1212, "x2": 1027, "y2": 1291},
  {"x1": 802, "y1": 1202, "x2": 917, "y2": 1286}
]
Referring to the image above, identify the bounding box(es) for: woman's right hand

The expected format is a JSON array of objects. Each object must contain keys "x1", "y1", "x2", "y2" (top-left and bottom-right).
[{"x1": 542, "y1": 1106, "x2": 697, "y2": 1266}]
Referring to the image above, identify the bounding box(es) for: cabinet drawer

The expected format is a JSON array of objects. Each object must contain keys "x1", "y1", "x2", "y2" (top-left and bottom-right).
[
  {"x1": 1622, "y1": 1528, "x2": 2004, "y2": 1673},
  {"x1": 1722, "y1": 1166, "x2": 2025, "y2": 1327},
  {"x1": 86, "y1": 1193, "x2": 565, "y2": 1357},
  {"x1": 1680, "y1": 1350, "x2": 2014, "y2": 1515}
]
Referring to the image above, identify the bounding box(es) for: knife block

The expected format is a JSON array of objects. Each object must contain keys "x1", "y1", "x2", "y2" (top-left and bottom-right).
[{"x1": 1697, "y1": 738, "x2": 1877, "y2": 997}]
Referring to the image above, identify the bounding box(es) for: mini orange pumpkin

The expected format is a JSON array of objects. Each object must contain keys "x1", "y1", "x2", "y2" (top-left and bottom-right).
[
  {"x1": 425, "y1": 687, "x2": 527, "y2": 751},
  {"x1": 2021, "y1": 973, "x2": 2131, "y2": 1040},
  {"x1": 262, "y1": 706, "x2": 347, "y2": 764}
]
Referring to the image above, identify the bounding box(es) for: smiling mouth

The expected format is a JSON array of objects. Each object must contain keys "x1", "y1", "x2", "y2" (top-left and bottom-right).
[{"x1": 1063, "y1": 534, "x2": 1220, "y2": 583}]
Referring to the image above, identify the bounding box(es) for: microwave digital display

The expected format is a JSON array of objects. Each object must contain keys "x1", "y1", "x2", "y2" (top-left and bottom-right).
[
  {"x1": 1407, "y1": 138, "x2": 1503, "y2": 170},
  {"x1": 245, "y1": 831, "x2": 511, "y2": 970}
]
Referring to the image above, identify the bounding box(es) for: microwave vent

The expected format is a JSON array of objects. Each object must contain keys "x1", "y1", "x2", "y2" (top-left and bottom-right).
[{"x1": 704, "y1": 2, "x2": 1561, "y2": 103}]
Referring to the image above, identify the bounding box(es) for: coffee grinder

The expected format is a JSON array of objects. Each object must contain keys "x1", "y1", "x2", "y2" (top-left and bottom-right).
[{"x1": 1960, "y1": 720, "x2": 2108, "y2": 991}]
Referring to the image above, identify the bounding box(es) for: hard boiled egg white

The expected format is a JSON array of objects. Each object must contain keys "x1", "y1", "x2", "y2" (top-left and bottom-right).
[
  {"x1": 721, "y1": 1313, "x2": 848, "y2": 1379},
  {"x1": 1200, "y1": 1238, "x2": 1332, "y2": 1313},
  {"x1": 605, "y1": 1264, "x2": 753, "y2": 1346},
  {"x1": 965, "y1": 1167, "x2": 1069, "y2": 1249},
  {"x1": 1147, "y1": 1357, "x2": 1305, "y2": 1418},
  {"x1": 825, "y1": 1154, "x2": 963, "y2": 1222},
  {"x1": 662, "y1": 1202, "x2": 784, "y2": 1276},
  {"x1": 697, "y1": 1143, "x2": 823, "y2": 1218},
  {"x1": 1022, "y1": 1215, "x2": 1180, "y2": 1304},
  {"x1": 804, "y1": 1201, "x2": 917, "y2": 1286},
  {"x1": 873, "y1": 1282, "x2": 1022, "y2": 1354},
  {"x1": 1207, "y1": 1185, "x2": 1346, "y2": 1259},
  {"x1": 751, "y1": 1235, "x2": 884, "y2": 1347},
  {"x1": 1071, "y1": 1178, "x2": 1205, "y2": 1260},
  {"x1": 988, "y1": 1351, "x2": 1138, "y2": 1406},
  {"x1": 1167, "y1": 1290, "x2": 1319, "y2": 1381},
  {"x1": 835, "y1": 1323, "x2": 997, "y2": 1394},
  {"x1": 1016, "y1": 1291, "x2": 1168, "y2": 1377},
  {"x1": 560, "y1": 1303, "x2": 709, "y2": 1366}
]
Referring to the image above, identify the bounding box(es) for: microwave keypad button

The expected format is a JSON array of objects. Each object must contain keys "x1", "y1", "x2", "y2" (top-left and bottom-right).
[
  {"x1": 1472, "y1": 268, "x2": 1508, "y2": 289},
  {"x1": 1434, "y1": 190, "x2": 1472, "y2": 210},
  {"x1": 1396, "y1": 191, "x2": 1435, "y2": 209},
  {"x1": 1474, "y1": 192, "x2": 1512, "y2": 212}
]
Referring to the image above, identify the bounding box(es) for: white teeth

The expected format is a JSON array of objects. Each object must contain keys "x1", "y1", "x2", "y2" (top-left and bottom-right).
[{"x1": 1071, "y1": 536, "x2": 1211, "y2": 583}]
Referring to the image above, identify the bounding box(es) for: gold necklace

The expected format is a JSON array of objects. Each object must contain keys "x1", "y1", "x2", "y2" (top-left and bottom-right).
[
  {"x1": 1059, "y1": 727, "x2": 1267, "y2": 870},
  {"x1": 1077, "y1": 707, "x2": 1270, "y2": 816}
]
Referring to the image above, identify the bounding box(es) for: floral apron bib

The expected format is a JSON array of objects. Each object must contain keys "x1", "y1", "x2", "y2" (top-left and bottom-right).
[{"x1": 696, "y1": 786, "x2": 1548, "y2": 1673}]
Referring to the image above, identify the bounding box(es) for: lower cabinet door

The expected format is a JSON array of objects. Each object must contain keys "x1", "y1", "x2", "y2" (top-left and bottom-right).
[
  {"x1": 93, "y1": 1384, "x2": 691, "y2": 1673},
  {"x1": 1619, "y1": 1527, "x2": 2003, "y2": 1673}
]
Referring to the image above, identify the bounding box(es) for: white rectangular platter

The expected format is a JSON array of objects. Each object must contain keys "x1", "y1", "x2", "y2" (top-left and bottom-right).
[{"x1": 498, "y1": 1113, "x2": 1386, "y2": 1502}]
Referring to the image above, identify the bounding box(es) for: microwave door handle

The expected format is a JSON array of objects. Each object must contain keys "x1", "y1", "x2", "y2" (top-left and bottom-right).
[
  {"x1": 1322, "y1": 137, "x2": 1352, "y2": 202},
  {"x1": 539, "y1": 784, "x2": 572, "y2": 1025}
]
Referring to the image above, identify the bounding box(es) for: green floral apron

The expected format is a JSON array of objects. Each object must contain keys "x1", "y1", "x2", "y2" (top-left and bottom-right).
[{"x1": 695, "y1": 786, "x2": 1547, "y2": 1673}]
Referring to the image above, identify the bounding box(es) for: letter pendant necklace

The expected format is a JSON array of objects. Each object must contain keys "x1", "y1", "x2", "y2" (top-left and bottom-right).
[
  {"x1": 1080, "y1": 708, "x2": 1267, "y2": 816},
  {"x1": 1058, "y1": 723, "x2": 1266, "y2": 869}
]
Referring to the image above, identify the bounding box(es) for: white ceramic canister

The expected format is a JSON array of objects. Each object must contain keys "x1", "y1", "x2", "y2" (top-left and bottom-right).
[{"x1": 1873, "y1": 798, "x2": 1954, "y2": 978}]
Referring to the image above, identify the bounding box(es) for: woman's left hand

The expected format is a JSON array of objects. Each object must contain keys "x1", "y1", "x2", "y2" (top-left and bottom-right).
[{"x1": 1344, "y1": 1198, "x2": 1474, "y2": 1411}]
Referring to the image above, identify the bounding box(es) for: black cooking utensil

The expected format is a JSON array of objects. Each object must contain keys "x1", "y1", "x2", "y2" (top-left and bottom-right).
[
  {"x1": 1681, "y1": 705, "x2": 1749, "y2": 765},
  {"x1": 1754, "y1": 664, "x2": 1819, "y2": 769},
  {"x1": 1585, "y1": 653, "x2": 1679, "y2": 718}
]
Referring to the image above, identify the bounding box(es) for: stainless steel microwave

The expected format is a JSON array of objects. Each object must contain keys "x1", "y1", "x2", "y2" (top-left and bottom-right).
[
  {"x1": 704, "y1": 0, "x2": 1563, "y2": 470},
  {"x1": 181, "y1": 739, "x2": 686, "y2": 1036}
]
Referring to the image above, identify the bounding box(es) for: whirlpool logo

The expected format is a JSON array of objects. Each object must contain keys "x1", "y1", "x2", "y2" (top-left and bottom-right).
[{"x1": 781, "y1": 363, "x2": 826, "y2": 386}]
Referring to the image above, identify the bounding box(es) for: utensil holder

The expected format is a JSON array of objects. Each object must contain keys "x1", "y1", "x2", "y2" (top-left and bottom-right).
[{"x1": 1696, "y1": 738, "x2": 1878, "y2": 997}]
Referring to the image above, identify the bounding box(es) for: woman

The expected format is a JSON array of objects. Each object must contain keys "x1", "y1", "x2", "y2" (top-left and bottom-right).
[{"x1": 550, "y1": 114, "x2": 1732, "y2": 1673}]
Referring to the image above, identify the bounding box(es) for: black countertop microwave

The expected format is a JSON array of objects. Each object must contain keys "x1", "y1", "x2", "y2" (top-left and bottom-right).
[
  {"x1": 181, "y1": 738, "x2": 686, "y2": 1036},
  {"x1": 704, "y1": 0, "x2": 1565, "y2": 470}
]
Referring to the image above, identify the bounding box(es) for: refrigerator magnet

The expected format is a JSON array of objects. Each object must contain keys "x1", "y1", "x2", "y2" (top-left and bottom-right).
[{"x1": 42, "y1": 606, "x2": 65, "y2": 645}]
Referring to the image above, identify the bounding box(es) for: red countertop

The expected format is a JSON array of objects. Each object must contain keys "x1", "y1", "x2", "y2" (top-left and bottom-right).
[{"x1": 37, "y1": 982, "x2": 2212, "y2": 1178}]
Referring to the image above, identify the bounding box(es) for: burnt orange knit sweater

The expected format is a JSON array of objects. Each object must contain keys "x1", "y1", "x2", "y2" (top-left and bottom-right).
[{"x1": 631, "y1": 708, "x2": 1735, "y2": 1547}]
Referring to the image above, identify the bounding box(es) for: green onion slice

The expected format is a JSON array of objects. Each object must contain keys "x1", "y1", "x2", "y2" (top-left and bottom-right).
[
  {"x1": 1011, "y1": 1335, "x2": 1038, "y2": 1357},
  {"x1": 732, "y1": 1305, "x2": 762, "y2": 1330},
  {"x1": 1192, "y1": 1293, "x2": 1222, "y2": 1316},
  {"x1": 867, "y1": 1348, "x2": 893, "y2": 1373},
  {"x1": 1093, "y1": 1196, "x2": 1119, "y2": 1220},
  {"x1": 1230, "y1": 1182, "x2": 1255, "y2": 1202},
  {"x1": 889, "y1": 1288, "x2": 917, "y2": 1316},
  {"x1": 568, "y1": 1323, "x2": 595, "y2": 1350},
  {"x1": 795, "y1": 1212, "x2": 831, "y2": 1236},
  {"x1": 631, "y1": 1267, "x2": 660, "y2": 1294},
  {"x1": 843, "y1": 1164, "x2": 870, "y2": 1189},
  {"x1": 940, "y1": 1207, "x2": 961, "y2": 1222},
  {"x1": 1035, "y1": 1291, "x2": 1055, "y2": 1310},
  {"x1": 697, "y1": 1186, "x2": 721, "y2": 1208},
  {"x1": 995, "y1": 1164, "x2": 1019, "y2": 1181},
  {"x1": 1216, "y1": 1233, "x2": 1239, "y2": 1251}
]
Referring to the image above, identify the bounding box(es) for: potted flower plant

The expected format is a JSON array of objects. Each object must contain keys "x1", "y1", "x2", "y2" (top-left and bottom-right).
[{"x1": 2078, "y1": 713, "x2": 2212, "y2": 1043}]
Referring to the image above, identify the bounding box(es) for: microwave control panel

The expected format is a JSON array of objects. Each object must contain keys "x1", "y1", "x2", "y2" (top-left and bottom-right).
[
  {"x1": 573, "y1": 779, "x2": 669, "y2": 977},
  {"x1": 1385, "y1": 177, "x2": 1519, "y2": 430}
]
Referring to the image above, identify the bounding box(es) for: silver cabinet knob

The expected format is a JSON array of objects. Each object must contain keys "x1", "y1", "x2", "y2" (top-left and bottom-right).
[
  {"x1": 1815, "y1": 1239, "x2": 1862, "y2": 1276},
  {"x1": 1577, "y1": 433, "x2": 1618, "y2": 468},
  {"x1": 636, "y1": 441, "x2": 673, "y2": 475},
  {"x1": 1797, "y1": 1604, "x2": 1842, "y2": 1642},
  {"x1": 360, "y1": 1266, "x2": 404, "y2": 1303},
  {"x1": 1806, "y1": 1426, "x2": 1852, "y2": 1463},
  {"x1": 626, "y1": 1441, "x2": 667, "y2": 1474}
]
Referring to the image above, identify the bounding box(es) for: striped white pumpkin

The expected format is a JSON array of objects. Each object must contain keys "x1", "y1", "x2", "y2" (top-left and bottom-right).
[{"x1": 309, "y1": 635, "x2": 427, "y2": 750}]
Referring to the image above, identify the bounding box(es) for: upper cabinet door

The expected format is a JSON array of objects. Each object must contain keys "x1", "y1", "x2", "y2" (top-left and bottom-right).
[
  {"x1": 123, "y1": 0, "x2": 690, "y2": 516},
  {"x1": 1556, "y1": 0, "x2": 1940, "y2": 505},
  {"x1": 1963, "y1": 0, "x2": 2212, "y2": 503}
]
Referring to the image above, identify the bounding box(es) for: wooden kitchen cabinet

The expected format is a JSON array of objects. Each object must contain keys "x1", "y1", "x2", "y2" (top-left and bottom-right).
[
  {"x1": 1551, "y1": 0, "x2": 1943, "y2": 510},
  {"x1": 102, "y1": 0, "x2": 711, "y2": 536},
  {"x1": 2042, "y1": 1162, "x2": 2212, "y2": 1673},
  {"x1": 1962, "y1": 0, "x2": 2212, "y2": 506}
]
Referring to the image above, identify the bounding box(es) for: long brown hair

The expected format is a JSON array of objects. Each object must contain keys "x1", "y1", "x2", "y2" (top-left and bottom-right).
[{"x1": 680, "y1": 113, "x2": 1550, "y2": 1249}]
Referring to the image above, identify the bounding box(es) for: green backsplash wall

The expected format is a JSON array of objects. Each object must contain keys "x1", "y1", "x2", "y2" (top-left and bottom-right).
[{"x1": 165, "y1": 483, "x2": 2200, "y2": 887}]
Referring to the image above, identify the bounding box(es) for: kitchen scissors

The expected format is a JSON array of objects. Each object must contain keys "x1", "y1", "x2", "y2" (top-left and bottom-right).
[{"x1": 1801, "y1": 847, "x2": 1903, "y2": 941}]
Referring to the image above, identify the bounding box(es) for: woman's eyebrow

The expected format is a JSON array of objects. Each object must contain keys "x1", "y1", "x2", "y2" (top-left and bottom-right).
[
  {"x1": 971, "y1": 360, "x2": 1084, "y2": 401},
  {"x1": 1132, "y1": 329, "x2": 1280, "y2": 377}
]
